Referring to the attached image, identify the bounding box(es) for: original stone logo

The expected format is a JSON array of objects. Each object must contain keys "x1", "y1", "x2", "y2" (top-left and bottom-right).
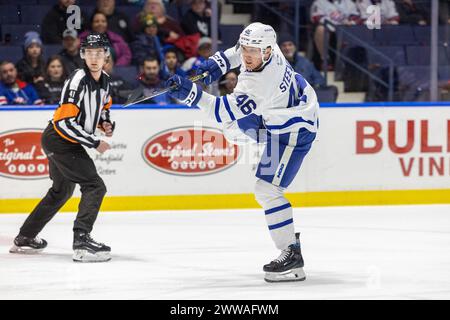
[
  {"x1": 0, "y1": 129, "x2": 49, "y2": 180},
  {"x1": 142, "y1": 127, "x2": 240, "y2": 176}
]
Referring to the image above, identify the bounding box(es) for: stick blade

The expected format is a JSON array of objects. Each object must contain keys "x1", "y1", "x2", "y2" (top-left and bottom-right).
[{"x1": 123, "y1": 87, "x2": 144, "y2": 107}]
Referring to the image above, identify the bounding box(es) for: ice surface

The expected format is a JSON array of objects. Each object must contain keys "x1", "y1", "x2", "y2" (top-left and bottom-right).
[{"x1": 1, "y1": 205, "x2": 450, "y2": 300}]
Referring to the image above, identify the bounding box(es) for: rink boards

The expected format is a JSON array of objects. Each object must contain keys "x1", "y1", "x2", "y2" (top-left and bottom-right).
[{"x1": 0, "y1": 102, "x2": 449, "y2": 212}]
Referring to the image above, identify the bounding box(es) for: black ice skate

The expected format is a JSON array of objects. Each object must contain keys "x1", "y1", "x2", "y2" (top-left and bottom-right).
[
  {"x1": 263, "y1": 233, "x2": 306, "y2": 283},
  {"x1": 72, "y1": 231, "x2": 111, "y2": 263},
  {"x1": 9, "y1": 235, "x2": 48, "y2": 254}
]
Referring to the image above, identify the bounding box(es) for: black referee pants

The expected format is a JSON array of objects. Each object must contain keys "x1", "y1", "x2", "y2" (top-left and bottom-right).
[{"x1": 20, "y1": 124, "x2": 107, "y2": 238}]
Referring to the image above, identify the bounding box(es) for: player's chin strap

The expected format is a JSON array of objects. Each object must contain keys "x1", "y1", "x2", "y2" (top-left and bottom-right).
[
  {"x1": 262, "y1": 43, "x2": 280, "y2": 65},
  {"x1": 261, "y1": 46, "x2": 273, "y2": 64}
]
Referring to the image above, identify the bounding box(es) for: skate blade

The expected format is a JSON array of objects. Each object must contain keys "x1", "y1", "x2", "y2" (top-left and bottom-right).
[
  {"x1": 264, "y1": 267, "x2": 306, "y2": 283},
  {"x1": 9, "y1": 244, "x2": 44, "y2": 254},
  {"x1": 73, "y1": 249, "x2": 111, "y2": 263}
]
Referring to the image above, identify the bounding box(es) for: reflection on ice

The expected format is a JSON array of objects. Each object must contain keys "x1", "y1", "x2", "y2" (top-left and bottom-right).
[{"x1": 1, "y1": 205, "x2": 450, "y2": 299}]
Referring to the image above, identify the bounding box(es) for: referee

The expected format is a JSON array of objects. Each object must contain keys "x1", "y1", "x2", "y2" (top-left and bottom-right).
[{"x1": 10, "y1": 33, "x2": 115, "y2": 263}]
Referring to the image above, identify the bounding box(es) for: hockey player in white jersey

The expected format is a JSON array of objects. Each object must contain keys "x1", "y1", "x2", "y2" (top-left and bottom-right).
[{"x1": 166, "y1": 22, "x2": 319, "y2": 282}]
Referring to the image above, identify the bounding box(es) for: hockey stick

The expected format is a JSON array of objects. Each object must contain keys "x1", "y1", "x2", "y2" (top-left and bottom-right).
[{"x1": 122, "y1": 72, "x2": 209, "y2": 108}]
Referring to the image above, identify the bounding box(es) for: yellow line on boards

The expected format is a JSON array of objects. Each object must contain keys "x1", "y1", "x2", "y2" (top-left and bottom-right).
[{"x1": 1, "y1": 189, "x2": 450, "y2": 213}]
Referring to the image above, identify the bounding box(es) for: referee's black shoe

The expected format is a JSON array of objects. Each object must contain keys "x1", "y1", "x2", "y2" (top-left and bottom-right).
[
  {"x1": 73, "y1": 231, "x2": 111, "y2": 263},
  {"x1": 10, "y1": 234, "x2": 47, "y2": 254}
]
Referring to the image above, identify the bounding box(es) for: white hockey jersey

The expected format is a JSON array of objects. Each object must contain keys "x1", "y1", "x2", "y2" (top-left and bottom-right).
[{"x1": 196, "y1": 45, "x2": 319, "y2": 136}]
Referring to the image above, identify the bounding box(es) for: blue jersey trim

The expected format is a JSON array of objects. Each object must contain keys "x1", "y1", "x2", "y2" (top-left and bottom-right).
[
  {"x1": 191, "y1": 85, "x2": 203, "y2": 107},
  {"x1": 222, "y1": 95, "x2": 236, "y2": 121},
  {"x1": 265, "y1": 117, "x2": 315, "y2": 130},
  {"x1": 265, "y1": 203, "x2": 292, "y2": 215},
  {"x1": 268, "y1": 218, "x2": 294, "y2": 230},
  {"x1": 214, "y1": 97, "x2": 222, "y2": 123}
]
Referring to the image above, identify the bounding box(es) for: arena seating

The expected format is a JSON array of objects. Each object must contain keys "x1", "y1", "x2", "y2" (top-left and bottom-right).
[
  {"x1": 337, "y1": 24, "x2": 449, "y2": 101},
  {"x1": 0, "y1": 2, "x2": 448, "y2": 103}
]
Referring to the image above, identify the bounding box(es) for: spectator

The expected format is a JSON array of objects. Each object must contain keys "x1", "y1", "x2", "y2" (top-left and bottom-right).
[
  {"x1": 163, "y1": 47, "x2": 187, "y2": 77},
  {"x1": 103, "y1": 56, "x2": 134, "y2": 104},
  {"x1": 133, "y1": 0, "x2": 185, "y2": 44},
  {"x1": 34, "y1": 56, "x2": 68, "y2": 105},
  {"x1": 219, "y1": 70, "x2": 238, "y2": 96},
  {"x1": 42, "y1": 0, "x2": 87, "y2": 44},
  {"x1": 137, "y1": 57, "x2": 173, "y2": 105},
  {"x1": 59, "y1": 29, "x2": 84, "y2": 74},
  {"x1": 278, "y1": 34, "x2": 326, "y2": 88},
  {"x1": 80, "y1": 12, "x2": 132, "y2": 66},
  {"x1": 181, "y1": 37, "x2": 212, "y2": 75},
  {"x1": 181, "y1": 0, "x2": 211, "y2": 38},
  {"x1": 16, "y1": 32, "x2": 46, "y2": 85},
  {"x1": 356, "y1": 0, "x2": 400, "y2": 25},
  {"x1": 0, "y1": 61, "x2": 43, "y2": 106},
  {"x1": 311, "y1": 0, "x2": 361, "y2": 66},
  {"x1": 397, "y1": 0, "x2": 429, "y2": 25},
  {"x1": 130, "y1": 14, "x2": 164, "y2": 66},
  {"x1": 95, "y1": 0, "x2": 134, "y2": 42}
]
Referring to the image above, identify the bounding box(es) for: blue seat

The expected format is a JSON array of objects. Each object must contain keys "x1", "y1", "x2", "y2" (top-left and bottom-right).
[
  {"x1": 373, "y1": 25, "x2": 415, "y2": 45},
  {"x1": 316, "y1": 87, "x2": 338, "y2": 102},
  {"x1": 368, "y1": 46, "x2": 406, "y2": 66},
  {"x1": 406, "y1": 46, "x2": 449, "y2": 65},
  {"x1": 338, "y1": 25, "x2": 375, "y2": 45},
  {"x1": 413, "y1": 26, "x2": 450, "y2": 45},
  {"x1": 114, "y1": 65, "x2": 138, "y2": 85},
  {"x1": 0, "y1": 5, "x2": 20, "y2": 24},
  {"x1": 439, "y1": 66, "x2": 450, "y2": 80},
  {"x1": 413, "y1": 26, "x2": 430, "y2": 45},
  {"x1": 0, "y1": 46, "x2": 23, "y2": 63},
  {"x1": 20, "y1": 5, "x2": 51, "y2": 25},
  {"x1": 1, "y1": 24, "x2": 41, "y2": 44},
  {"x1": 219, "y1": 24, "x2": 243, "y2": 47}
]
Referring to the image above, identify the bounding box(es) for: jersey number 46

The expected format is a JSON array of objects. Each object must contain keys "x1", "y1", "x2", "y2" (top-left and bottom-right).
[{"x1": 236, "y1": 95, "x2": 257, "y2": 115}]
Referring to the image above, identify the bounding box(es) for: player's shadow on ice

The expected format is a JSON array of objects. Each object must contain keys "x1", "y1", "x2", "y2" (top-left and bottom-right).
[
  {"x1": 1, "y1": 252, "x2": 149, "y2": 263},
  {"x1": 292, "y1": 272, "x2": 361, "y2": 287},
  {"x1": 175, "y1": 271, "x2": 359, "y2": 292},
  {"x1": 246, "y1": 272, "x2": 359, "y2": 287}
]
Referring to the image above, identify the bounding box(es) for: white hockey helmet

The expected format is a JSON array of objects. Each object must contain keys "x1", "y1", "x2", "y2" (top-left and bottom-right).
[{"x1": 238, "y1": 22, "x2": 277, "y2": 64}]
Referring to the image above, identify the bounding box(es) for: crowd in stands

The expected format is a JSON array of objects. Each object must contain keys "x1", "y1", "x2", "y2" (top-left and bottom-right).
[
  {"x1": 1, "y1": 0, "x2": 449, "y2": 106},
  {"x1": 0, "y1": 0, "x2": 218, "y2": 106},
  {"x1": 308, "y1": 0, "x2": 448, "y2": 68}
]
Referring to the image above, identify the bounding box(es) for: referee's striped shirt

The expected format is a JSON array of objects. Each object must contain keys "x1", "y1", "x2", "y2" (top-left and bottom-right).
[{"x1": 52, "y1": 67, "x2": 112, "y2": 148}]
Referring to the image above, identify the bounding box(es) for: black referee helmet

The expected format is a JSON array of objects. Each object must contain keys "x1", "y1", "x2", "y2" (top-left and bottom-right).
[{"x1": 80, "y1": 32, "x2": 111, "y2": 59}]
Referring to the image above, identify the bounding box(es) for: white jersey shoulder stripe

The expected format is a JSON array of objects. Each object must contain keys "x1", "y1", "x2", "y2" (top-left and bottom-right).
[{"x1": 69, "y1": 69, "x2": 86, "y2": 92}]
